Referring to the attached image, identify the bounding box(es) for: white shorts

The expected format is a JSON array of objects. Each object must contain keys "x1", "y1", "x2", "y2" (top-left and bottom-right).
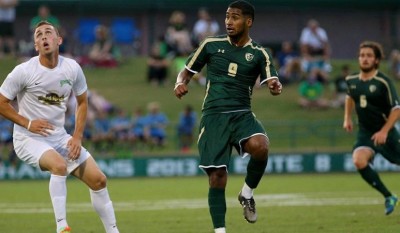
[{"x1": 13, "y1": 129, "x2": 91, "y2": 174}]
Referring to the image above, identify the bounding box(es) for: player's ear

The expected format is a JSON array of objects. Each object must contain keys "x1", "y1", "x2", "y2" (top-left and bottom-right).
[
  {"x1": 57, "y1": 37, "x2": 63, "y2": 46},
  {"x1": 34, "y1": 42, "x2": 39, "y2": 52},
  {"x1": 246, "y1": 17, "x2": 253, "y2": 28}
]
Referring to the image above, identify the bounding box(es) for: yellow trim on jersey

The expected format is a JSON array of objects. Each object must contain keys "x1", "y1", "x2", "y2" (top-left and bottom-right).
[
  {"x1": 202, "y1": 80, "x2": 211, "y2": 110},
  {"x1": 374, "y1": 75, "x2": 394, "y2": 105},
  {"x1": 248, "y1": 43, "x2": 272, "y2": 79},
  {"x1": 187, "y1": 37, "x2": 229, "y2": 69}
]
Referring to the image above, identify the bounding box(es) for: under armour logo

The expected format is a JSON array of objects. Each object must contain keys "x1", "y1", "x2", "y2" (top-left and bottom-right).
[{"x1": 218, "y1": 49, "x2": 225, "y2": 53}]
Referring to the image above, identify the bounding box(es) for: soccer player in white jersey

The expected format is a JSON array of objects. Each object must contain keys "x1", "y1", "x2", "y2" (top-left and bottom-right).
[{"x1": 0, "y1": 21, "x2": 120, "y2": 233}]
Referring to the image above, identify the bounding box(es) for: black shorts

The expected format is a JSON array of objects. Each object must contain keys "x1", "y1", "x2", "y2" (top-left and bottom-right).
[
  {"x1": 0, "y1": 22, "x2": 14, "y2": 37},
  {"x1": 354, "y1": 128, "x2": 400, "y2": 165},
  {"x1": 197, "y1": 111, "x2": 267, "y2": 168}
]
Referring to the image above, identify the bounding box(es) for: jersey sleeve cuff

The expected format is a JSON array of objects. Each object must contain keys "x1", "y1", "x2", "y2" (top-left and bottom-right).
[
  {"x1": 259, "y1": 76, "x2": 278, "y2": 86},
  {"x1": 185, "y1": 66, "x2": 198, "y2": 74}
]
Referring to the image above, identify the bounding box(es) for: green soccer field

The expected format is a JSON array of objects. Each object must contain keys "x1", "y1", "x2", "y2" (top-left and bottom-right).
[{"x1": 1, "y1": 173, "x2": 399, "y2": 233}]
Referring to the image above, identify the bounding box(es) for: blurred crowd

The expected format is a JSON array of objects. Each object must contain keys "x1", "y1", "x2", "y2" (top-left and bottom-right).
[
  {"x1": 0, "y1": 92, "x2": 198, "y2": 165},
  {"x1": 1, "y1": 3, "x2": 400, "y2": 164}
]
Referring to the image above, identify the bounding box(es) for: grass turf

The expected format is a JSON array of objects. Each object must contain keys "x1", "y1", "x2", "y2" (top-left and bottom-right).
[{"x1": 0, "y1": 173, "x2": 399, "y2": 232}]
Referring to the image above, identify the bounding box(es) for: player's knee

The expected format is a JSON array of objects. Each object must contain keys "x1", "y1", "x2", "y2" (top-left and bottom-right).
[
  {"x1": 353, "y1": 157, "x2": 368, "y2": 169},
  {"x1": 208, "y1": 168, "x2": 227, "y2": 188},
  {"x1": 91, "y1": 173, "x2": 107, "y2": 190},
  {"x1": 246, "y1": 137, "x2": 269, "y2": 160},
  {"x1": 50, "y1": 162, "x2": 68, "y2": 175}
]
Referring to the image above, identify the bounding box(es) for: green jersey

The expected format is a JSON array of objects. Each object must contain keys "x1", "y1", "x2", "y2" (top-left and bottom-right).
[
  {"x1": 185, "y1": 35, "x2": 278, "y2": 115},
  {"x1": 346, "y1": 71, "x2": 400, "y2": 132}
]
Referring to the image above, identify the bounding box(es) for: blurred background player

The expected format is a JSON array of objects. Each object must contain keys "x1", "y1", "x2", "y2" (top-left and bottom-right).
[{"x1": 343, "y1": 41, "x2": 400, "y2": 216}]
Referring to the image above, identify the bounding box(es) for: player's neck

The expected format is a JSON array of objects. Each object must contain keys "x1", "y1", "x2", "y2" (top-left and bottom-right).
[
  {"x1": 229, "y1": 35, "x2": 250, "y2": 47},
  {"x1": 39, "y1": 52, "x2": 59, "y2": 69},
  {"x1": 360, "y1": 69, "x2": 377, "y2": 80}
]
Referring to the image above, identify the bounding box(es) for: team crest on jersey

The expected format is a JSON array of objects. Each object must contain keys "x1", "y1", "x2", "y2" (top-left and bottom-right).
[
  {"x1": 369, "y1": 85, "x2": 376, "y2": 93},
  {"x1": 245, "y1": 53, "x2": 254, "y2": 62},
  {"x1": 60, "y1": 79, "x2": 72, "y2": 87}
]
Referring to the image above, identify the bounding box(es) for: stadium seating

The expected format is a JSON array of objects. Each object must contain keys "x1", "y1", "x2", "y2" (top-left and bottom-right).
[{"x1": 110, "y1": 18, "x2": 140, "y2": 56}]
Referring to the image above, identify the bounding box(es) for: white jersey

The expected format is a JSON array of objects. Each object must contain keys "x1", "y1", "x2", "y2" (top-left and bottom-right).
[{"x1": 0, "y1": 56, "x2": 87, "y2": 136}]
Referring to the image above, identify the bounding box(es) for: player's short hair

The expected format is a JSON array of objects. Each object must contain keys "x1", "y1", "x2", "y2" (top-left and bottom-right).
[
  {"x1": 359, "y1": 41, "x2": 384, "y2": 60},
  {"x1": 359, "y1": 41, "x2": 384, "y2": 69},
  {"x1": 34, "y1": 20, "x2": 60, "y2": 36},
  {"x1": 229, "y1": 0, "x2": 255, "y2": 22}
]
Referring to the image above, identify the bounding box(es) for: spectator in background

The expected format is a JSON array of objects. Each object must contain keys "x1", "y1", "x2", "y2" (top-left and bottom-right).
[
  {"x1": 128, "y1": 107, "x2": 150, "y2": 151},
  {"x1": 298, "y1": 67, "x2": 329, "y2": 109},
  {"x1": 192, "y1": 7, "x2": 220, "y2": 47},
  {"x1": 91, "y1": 111, "x2": 114, "y2": 155},
  {"x1": 330, "y1": 64, "x2": 349, "y2": 108},
  {"x1": 389, "y1": 49, "x2": 400, "y2": 80},
  {"x1": 146, "y1": 102, "x2": 168, "y2": 148},
  {"x1": 177, "y1": 105, "x2": 197, "y2": 153},
  {"x1": 147, "y1": 36, "x2": 170, "y2": 86},
  {"x1": 30, "y1": 5, "x2": 60, "y2": 31},
  {"x1": 299, "y1": 19, "x2": 331, "y2": 75},
  {"x1": 275, "y1": 41, "x2": 302, "y2": 84},
  {"x1": 0, "y1": 0, "x2": 18, "y2": 58},
  {"x1": 85, "y1": 25, "x2": 119, "y2": 68},
  {"x1": 110, "y1": 108, "x2": 131, "y2": 143},
  {"x1": 0, "y1": 115, "x2": 14, "y2": 166},
  {"x1": 165, "y1": 10, "x2": 193, "y2": 58}
]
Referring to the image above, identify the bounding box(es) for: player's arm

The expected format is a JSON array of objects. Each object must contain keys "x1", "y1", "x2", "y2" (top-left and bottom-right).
[
  {"x1": 380, "y1": 108, "x2": 400, "y2": 134},
  {"x1": 343, "y1": 95, "x2": 354, "y2": 132},
  {"x1": 174, "y1": 68, "x2": 195, "y2": 99},
  {"x1": 67, "y1": 91, "x2": 88, "y2": 160},
  {"x1": 0, "y1": 94, "x2": 29, "y2": 129},
  {"x1": 371, "y1": 107, "x2": 400, "y2": 146}
]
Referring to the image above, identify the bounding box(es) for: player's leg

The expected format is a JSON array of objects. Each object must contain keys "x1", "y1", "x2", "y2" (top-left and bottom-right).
[
  {"x1": 14, "y1": 135, "x2": 70, "y2": 233},
  {"x1": 198, "y1": 114, "x2": 231, "y2": 233},
  {"x1": 234, "y1": 112, "x2": 269, "y2": 223},
  {"x1": 71, "y1": 156, "x2": 119, "y2": 233},
  {"x1": 39, "y1": 149, "x2": 70, "y2": 233},
  {"x1": 237, "y1": 134, "x2": 268, "y2": 223},
  {"x1": 353, "y1": 147, "x2": 397, "y2": 214},
  {"x1": 206, "y1": 167, "x2": 228, "y2": 233},
  {"x1": 353, "y1": 147, "x2": 392, "y2": 196}
]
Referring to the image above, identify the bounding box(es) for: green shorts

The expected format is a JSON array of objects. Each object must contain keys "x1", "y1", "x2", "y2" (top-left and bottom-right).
[
  {"x1": 197, "y1": 111, "x2": 268, "y2": 169},
  {"x1": 354, "y1": 128, "x2": 400, "y2": 165}
]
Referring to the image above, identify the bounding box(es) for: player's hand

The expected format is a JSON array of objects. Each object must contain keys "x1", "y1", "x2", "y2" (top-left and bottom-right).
[
  {"x1": 28, "y1": 119, "x2": 54, "y2": 136},
  {"x1": 371, "y1": 130, "x2": 388, "y2": 146},
  {"x1": 343, "y1": 119, "x2": 353, "y2": 133},
  {"x1": 67, "y1": 136, "x2": 82, "y2": 161},
  {"x1": 268, "y1": 79, "x2": 282, "y2": 96},
  {"x1": 174, "y1": 82, "x2": 188, "y2": 99}
]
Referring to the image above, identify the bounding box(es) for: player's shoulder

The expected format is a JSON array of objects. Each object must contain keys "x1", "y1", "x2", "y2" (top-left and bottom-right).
[
  {"x1": 376, "y1": 71, "x2": 391, "y2": 81},
  {"x1": 201, "y1": 35, "x2": 229, "y2": 45},
  {"x1": 345, "y1": 73, "x2": 359, "y2": 81},
  {"x1": 58, "y1": 55, "x2": 82, "y2": 71},
  {"x1": 59, "y1": 55, "x2": 79, "y2": 66},
  {"x1": 12, "y1": 56, "x2": 39, "y2": 74}
]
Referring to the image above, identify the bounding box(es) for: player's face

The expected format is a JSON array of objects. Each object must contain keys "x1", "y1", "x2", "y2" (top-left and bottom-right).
[
  {"x1": 34, "y1": 24, "x2": 62, "y2": 55},
  {"x1": 225, "y1": 8, "x2": 250, "y2": 39},
  {"x1": 358, "y1": 47, "x2": 379, "y2": 72}
]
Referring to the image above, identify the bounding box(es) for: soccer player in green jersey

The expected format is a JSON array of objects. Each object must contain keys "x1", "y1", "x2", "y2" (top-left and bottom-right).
[
  {"x1": 343, "y1": 41, "x2": 400, "y2": 215},
  {"x1": 174, "y1": 1, "x2": 282, "y2": 232}
]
